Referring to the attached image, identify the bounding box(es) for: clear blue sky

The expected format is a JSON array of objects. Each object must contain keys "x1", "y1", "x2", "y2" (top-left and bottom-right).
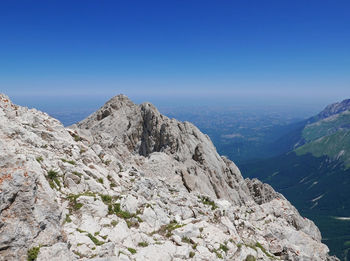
[{"x1": 0, "y1": 0, "x2": 349, "y2": 109}]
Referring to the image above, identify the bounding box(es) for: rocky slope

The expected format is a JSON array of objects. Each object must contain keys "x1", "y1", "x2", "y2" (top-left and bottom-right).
[
  {"x1": 0, "y1": 94, "x2": 337, "y2": 261},
  {"x1": 314, "y1": 99, "x2": 350, "y2": 121}
]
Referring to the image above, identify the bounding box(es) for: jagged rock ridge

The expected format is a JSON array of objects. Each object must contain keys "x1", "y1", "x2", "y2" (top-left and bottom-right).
[
  {"x1": 73, "y1": 95, "x2": 250, "y2": 205},
  {"x1": 314, "y1": 98, "x2": 350, "y2": 121},
  {"x1": 0, "y1": 94, "x2": 338, "y2": 261}
]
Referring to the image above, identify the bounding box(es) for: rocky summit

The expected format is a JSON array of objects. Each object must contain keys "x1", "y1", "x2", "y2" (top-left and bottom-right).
[
  {"x1": 314, "y1": 98, "x2": 350, "y2": 121},
  {"x1": 0, "y1": 94, "x2": 338, "y2": 261}
]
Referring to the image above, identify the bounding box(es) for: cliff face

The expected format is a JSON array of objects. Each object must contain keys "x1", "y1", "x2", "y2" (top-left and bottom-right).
[
  {"x1": 0, "y1": 94, "x2": 337, "y2": 261},
  {"x1": 74, "y1": 95, "x2": 250, "y2": 205}
]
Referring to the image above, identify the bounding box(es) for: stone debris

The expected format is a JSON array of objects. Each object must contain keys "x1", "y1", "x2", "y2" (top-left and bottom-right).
[{"x1": 0, "y1": 94, "x2": 338, "y2": 261}]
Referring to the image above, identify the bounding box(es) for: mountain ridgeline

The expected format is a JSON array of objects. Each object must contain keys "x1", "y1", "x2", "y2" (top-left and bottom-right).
[
  {"x1": 0, "y1": 94, "x2": 337, "y2": 261},
  {"x1": 241, "y1": 98, "x2": 350, "y2": 260}
]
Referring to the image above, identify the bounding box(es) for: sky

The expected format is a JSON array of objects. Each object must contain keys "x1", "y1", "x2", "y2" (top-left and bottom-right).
[{"x1": 0, "y1": 0, "x2": 349, "y2": 111}]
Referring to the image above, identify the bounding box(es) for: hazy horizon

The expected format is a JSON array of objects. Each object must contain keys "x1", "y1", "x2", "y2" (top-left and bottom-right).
[
  {"x1": 1, "y1": 1, "x2": 349, "y2": 109},
  {"x1": 7, "y1": 92, "x2": 332, "y2": 115},
  {"x1": 3, "y1": 92, "x2": 332, "y2": 129}
]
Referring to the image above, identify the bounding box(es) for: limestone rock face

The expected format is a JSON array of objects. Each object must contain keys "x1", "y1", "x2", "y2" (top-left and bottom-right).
[
  {"x1": 0, "y1": 93, "x2": 338, "y2": 261},
  {"x1": 73, "y1": 95, "x2": 251, "y2": 205},
  {"x1": 245, "y1": 178, "x2": 283, "y2": 205}
]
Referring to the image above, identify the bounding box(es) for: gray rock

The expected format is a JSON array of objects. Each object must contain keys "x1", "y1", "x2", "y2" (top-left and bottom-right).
[
  {"x1": 74, "y1": 95, "x2": 252, "y2": 205},
  {"x1": 0, "y1": 93, "x2": 339, "y2": 261},
  {"x1": 37, "y1": 243, "x2": 75, "y2": 261},
  {"x1": 245, "y1": 178, "x2": 283, "y2": 204}
]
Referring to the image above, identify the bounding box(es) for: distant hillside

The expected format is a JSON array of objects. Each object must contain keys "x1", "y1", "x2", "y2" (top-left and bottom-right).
[
  {"x1": 314, "y1": 99, "x2": 350, "y2": 121},
  {"x1": 241, "y1": 99, "x2": 350, "y2": 260}
]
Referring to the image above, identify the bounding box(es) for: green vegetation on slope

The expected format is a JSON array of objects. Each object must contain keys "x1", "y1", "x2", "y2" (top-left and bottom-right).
[
  {"x1": 241, "y1": 152, "x2": 350, "y2": 260},
  {"x1": 296, "y1": 129, "x2": 350, "y2": 169},
  {"x1": 237, "y1": 106, "x2": 350, "y2": 260},
  {"x1": 309, "y1": 215, "x2": 350, "y2": 261},
  {"x1": 302, "y1": 111, "x2": 350, "y2": 142}
]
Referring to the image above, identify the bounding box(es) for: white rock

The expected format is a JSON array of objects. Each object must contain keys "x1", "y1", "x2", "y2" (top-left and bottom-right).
[
  {"x1": 37, "y1": 243, "x2": 74, "y2": 261},
  {"x1": 173, "y1": 223, "x2": 200, "y2": 239},
  {"x1": 121, "y1": 195, "x2": 139, "y2": 214},
  {"x1": 107, "y1": 220, "x2": 130, "y2": 243},
  {"x1": 79, "y1": 214, "x2": 101, "y2": 234},
  {"x1": 0, "y1": 94, "x2": 337, "y2": 261},
  {"x1": 78, "y1": 196, "x2": 108, "y2": 217}
]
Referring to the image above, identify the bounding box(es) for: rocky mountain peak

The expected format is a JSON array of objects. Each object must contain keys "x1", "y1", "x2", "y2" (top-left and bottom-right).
[
  {"x1": 73, "y1": 96, "x2": 252, "y2": 204},
  {"x1": 0, "y1": 93, "x2": 9, "y2": 100},
  {"x1": 92, "y1": 94, "x2": 135, "y2": 121},
  {"x1": 0, "y1": 94, "x2": 338, "y2": 260},
  {"x1": 0, "y1": 93, "x2": 17, "y2": 111},
  {"x1": 316, "y1": 98, "x2": 350, "y2": 120}
]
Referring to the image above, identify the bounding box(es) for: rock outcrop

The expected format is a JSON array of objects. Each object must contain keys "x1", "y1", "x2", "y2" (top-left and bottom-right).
[
  {"x1": 314, "y1": 98, "x2": 350, "y2": 121},
  {"x1": 0, "y1": 94, "x2": 338, "y2": 260},
  {"x1": 73, "y1": 95, "x2": 251, "y2": 205}
]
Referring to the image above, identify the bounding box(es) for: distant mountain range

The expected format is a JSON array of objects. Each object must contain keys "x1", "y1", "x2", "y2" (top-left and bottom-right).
[{"x1": 241, "y1": 99, "x2": 350, "y2": 260}]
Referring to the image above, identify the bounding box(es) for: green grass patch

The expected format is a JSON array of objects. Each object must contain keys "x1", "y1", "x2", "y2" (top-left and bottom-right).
[
  {"x1": 27, "y1": 246, "x2": 40, "y2": 261},
  {"x1": 67, "y1": 192, "x2": 96, "y2": 202},
  {"x1": 46, "y1": 170, "x2": 61, "y2": 189},
  {"x1": 73, "y1": 134, "x2": 82, "y2": 142},
  {"x1": 76, "y1": 228, "x2": 86, "y2": 233},
  {"x1": 49, "y1": 180, "x2": 55, "y2": 189},
  {"x1": 199, "y1": 196, "x2": 218, "y2": 210},
  {"x1": 72, "y1": 171, "x2": 83, "y2": 177},
  {"x1": 182, "y1": 237, "x2": 192, "y2": 244},
  {"x1": 103, "y1": 160, "x2": 111, "y2": 166},
  {"x1": 100, "y1": 194, "x2": 112, "y2": 204},
  {"x1": 64, "y1": 214, "x2": 72, "y2": 223},
  {"x1": 74, "y1": 203, "x2": 83, "y2": 210},
  {"x1": 112, "y1": 203, "x2": 132, "y2": 218},
  {"x1": 212, "y1": 249, "x2": 223, "y2": 259},
  {"x1": 245, "y1": 255, "x2": 256, "y2": 261},
  {"x1": 108, "y1": 203, "x2": 141, "y2": 228},
  {"x1": 61, "y1": 158, "x2": 76, "y2": 165},
  {"x1": 87, "y1": 233, "x2": 104, "y2": 246},
  {"x1": 138, "y1": 242, "x2": 149, "y2": 247},
  {"x1": 219, "y1": 243, "x2": 229, "y2": 253},
  {"x1": 127, "y1": 248, "x2": 137, "y2": 254},
  {"x1": 66, "y1": 192, "x2": 96, "y2": 212},
  {"x1": 154, "y1": 220, "x2": 184, "y2": 238},
  {"x1": 47, "y1": 170, "x2": 58, "y2": 179},
  {"x1": 73, "y1": 250, "x2": 84, "y2": 258},
  {"x1": 255, "y1": 242, "x2": 274, "y2": 258},
  {"x1": 53, "y1": 177, "x2": 61, "y2": 187}
]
